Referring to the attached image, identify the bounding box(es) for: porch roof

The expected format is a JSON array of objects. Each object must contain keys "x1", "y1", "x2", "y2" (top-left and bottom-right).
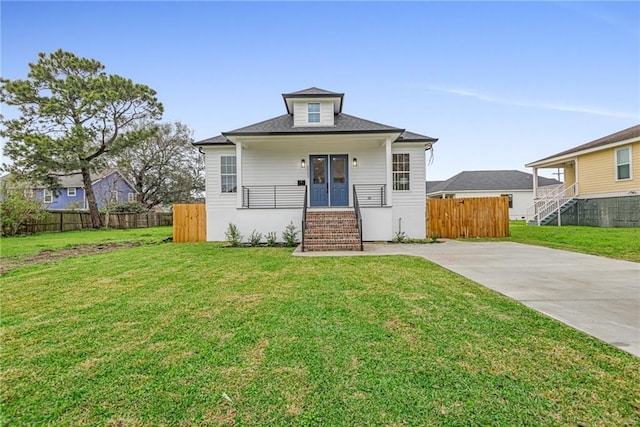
[{"x1": 526, "y1": 124, "x2": 640, "y2": 167}]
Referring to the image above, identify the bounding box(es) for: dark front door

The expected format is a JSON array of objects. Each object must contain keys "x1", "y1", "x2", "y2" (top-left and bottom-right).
[
  {"x1": 330, "y1": 155, "x2": 348, "y2": 206},
  {"x1": 310, "y1": 155, "x2": 328, "y2": 206}
]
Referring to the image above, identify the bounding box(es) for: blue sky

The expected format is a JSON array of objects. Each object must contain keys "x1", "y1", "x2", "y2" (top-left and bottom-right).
[{"x1": 2, "y1": 1, "x2": 638, "y2": 180}]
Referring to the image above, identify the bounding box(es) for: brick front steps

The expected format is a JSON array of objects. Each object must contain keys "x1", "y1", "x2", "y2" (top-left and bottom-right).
[{"x1": 303, "y1": 210, "x2": 362, "y2": 251}]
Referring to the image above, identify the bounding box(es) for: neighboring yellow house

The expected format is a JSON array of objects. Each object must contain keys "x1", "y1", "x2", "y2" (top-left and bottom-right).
[{"x1": 525, "y1": 124, "x2": 640, "y2": 227}]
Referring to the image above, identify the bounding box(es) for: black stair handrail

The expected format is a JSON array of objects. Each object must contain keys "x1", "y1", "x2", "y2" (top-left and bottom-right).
[{"x1": 352, "y1": 185, "x2": 364, "y2": 251}]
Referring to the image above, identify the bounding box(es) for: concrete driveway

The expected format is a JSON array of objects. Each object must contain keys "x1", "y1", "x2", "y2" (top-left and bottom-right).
[{"x1": 295, "y1": 241, "x2": 640, "y2": 357}]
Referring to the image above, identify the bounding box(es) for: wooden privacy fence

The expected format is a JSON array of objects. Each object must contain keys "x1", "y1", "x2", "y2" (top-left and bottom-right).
[
  {"x1": 173, "y1": 204, "x2": 206, "y2": 243},
  {"x1": 427, "y1": 196, "x2": 510, "y2": 238},
  {"x1": 22, "y1": 211, "x2": 172, "y2": 234}
]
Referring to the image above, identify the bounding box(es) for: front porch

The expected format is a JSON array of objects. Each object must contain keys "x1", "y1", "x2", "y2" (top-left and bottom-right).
[
  {"x1": 527, "y1": 162, "x2": 578, "y2": 225},
  {"x1": 240, "y1": 183, "x2": 390, "y2": 251},
  {"x1": 241, "y1": 184, "x2": 387, "y2": 209}
]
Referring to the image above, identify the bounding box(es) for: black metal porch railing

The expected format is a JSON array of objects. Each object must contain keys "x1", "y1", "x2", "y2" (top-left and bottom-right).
[
  {"x1": 242, "y1": 185, "x2": 306, "y2": 209},
  {"x1": 353, "y1": 184, "x2": 386, "y2": 207},
  {"x1": 352, "y1": 185, "x2": 364, "y2": 251},
  {"x1": 301, "y1": 186, "x2": 308, "y2": 252}
]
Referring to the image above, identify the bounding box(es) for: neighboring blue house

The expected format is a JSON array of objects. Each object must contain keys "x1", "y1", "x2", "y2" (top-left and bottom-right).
[{"x1": 16, "y1": 170, "x2": 137, "y2": 210}]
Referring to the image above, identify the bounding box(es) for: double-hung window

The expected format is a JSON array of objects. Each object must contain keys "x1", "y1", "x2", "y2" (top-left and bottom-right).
[
  {"x1": 128, "y1": 192, "x2": 136, "y2": 202},
  {"x1": 393, "y1": 153, "x2": 410, "y2": 191},
  {"x1": 221, "y1": 156, "x2": 237, "y2": 193},
  {"x1": 615, "y1": 147, "x2": 631, "y2": 180},
  {"x1": 67, "y1": 187, "x2": 76, "y2": 197},
  {"x1": 308, "y1": 103, "x2": 320, "y2": 123},
  {"x1": 43, "y1": 189, "x2": 53, "y2": 204}
]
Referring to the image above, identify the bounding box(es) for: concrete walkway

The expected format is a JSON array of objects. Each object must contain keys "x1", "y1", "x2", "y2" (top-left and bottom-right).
[{"x1": 294, "y1": 241, "x2": 640, "y2": 357}]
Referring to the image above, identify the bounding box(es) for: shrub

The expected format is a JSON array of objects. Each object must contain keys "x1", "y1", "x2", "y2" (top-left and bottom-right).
[
  {"x1": 265, "y1": 231, "x2": 277, "y2": 247},
  {"x1": 431, "y1": 232, "x2": 440, "y2": 243},
  {"x1": 248, "y1": 230, "x2": 263, "y2": 246},
  {"x1": 0, "y1": 180, "x2": 47, "y2": 236},
  {"x1": 392, "y1": 230, "x2": 408, "y2": 243},
  {"x1": 282, "y1": 221, "x2": 299, "y2": 247},
  {"x1": 224, "y1": 223, "x2": 243, "y2": 247},
  {"x1": 103, "y1": 201, "x2": 148, "y2": 213}
]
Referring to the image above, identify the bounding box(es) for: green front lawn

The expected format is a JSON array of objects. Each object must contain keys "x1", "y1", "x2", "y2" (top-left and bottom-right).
[
  {"x1": 0, "y1": 226, "x2": 173, "y2": 258},
  {"x1": 2, "y1": 242, "x2": 638, "y2": 425},
  {"x1": 504, "y1": 222, "x2": 640, "y2": 262}
]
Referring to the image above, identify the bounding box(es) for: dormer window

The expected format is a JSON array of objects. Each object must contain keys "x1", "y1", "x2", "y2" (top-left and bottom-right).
[{"x1": 308, "y1": 103, "x2": 320, "y2": 123}]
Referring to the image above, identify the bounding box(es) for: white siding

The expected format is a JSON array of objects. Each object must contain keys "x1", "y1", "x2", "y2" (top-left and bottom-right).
[
  {"x1": 203, "y1": 146, "x2": 238, "y2": 240},
  {"x1": 391, "y1": 145, "x2": 426, "y2": 239},
  {"x1": 206, "y1": 207, "x2": 303, "y2": 242},
  {"x1": 242, "y1": 139, "x2": 387, "y2": 200},
  {"x1": 204, "y1": 146, "x2": 237, "y2": 208},
  {"x1": 293, "y1": 101, "x2": 334, "y2": 127},
  {"x1": 203, "y1": 137, "x2": 427, "y2": 241}
]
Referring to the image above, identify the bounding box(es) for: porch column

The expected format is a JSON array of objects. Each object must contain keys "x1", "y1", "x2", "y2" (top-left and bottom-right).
[
  {"x1": 574, "y1": 159, "x2": 579, "y2": 196},
  {"x1": 236, "y1": 141, "x2": 243, "y2": 209},
  {"x1": 385, "y1": 138, "x2": 393, "y2": 206},
  {"x1": 532, "y1": 167, "x2": 538, "y2": 199}
]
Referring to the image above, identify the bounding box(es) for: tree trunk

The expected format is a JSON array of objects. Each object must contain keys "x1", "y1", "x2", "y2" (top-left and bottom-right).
[{"x1": 81, "y1": 168, "x2": 103, "y2": 228}]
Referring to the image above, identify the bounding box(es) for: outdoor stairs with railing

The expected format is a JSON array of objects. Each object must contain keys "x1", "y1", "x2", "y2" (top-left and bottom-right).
[
  {"x1": 526, "y1": 182, "x2": 579, "y2": 226},
  {"x1": 527, "y1": 198, "x2": 578, "y2": 226},
  {"x1": 303, "y1": 211, "x2": 361, "y2": 251}
]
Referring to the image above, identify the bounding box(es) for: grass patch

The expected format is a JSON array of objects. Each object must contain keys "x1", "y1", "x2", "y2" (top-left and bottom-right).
[
  {"x1": 500, "y1": 222, "x2": 640, "y2": 262},
  {"x1": 0, "y1": 226, "x2": 173, "y2": 258},
  {"x1": 2, "y1": 242, "x2": 639, "y2": 425}
]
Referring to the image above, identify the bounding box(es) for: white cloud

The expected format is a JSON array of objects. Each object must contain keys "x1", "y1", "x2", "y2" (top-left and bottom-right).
[{"x1": 423, "y1": 85, "x2": 638, "y2": 119}]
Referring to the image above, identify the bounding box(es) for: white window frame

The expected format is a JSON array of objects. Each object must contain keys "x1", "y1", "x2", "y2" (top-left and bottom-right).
[
  {"x1": 43, "y1": 189, "x2": 53, "y2": 204},
  {"x1": 392, "y1": 153, "x2": 410, "y2": 191},
  {"x1": 308, "y1": 103, "x2": 321, "y2": 124},
  {"x1": 111, "y1": 190, "x2": 118, "y2": 202},
  {"x1": 67, "y1": 187, "x2": 76, "y2": 197},
  {"x1": 128, "y1": 192, "x2": 136, "y2": 202},
  {"x1": 615, "y1": 146, "x2": 632, "y2": 181},
  {"x1": 221, "y1": 156, "x2": 237, "y2": 193}
]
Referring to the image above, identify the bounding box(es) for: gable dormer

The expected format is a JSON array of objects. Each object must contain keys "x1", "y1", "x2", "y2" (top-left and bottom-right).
[{"x1": 282, "y1": 87, "x2": 344, "y2": 127}]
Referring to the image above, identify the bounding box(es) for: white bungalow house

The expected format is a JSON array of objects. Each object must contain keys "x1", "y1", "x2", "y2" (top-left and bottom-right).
[{"x1": 194, "y1": 87, "x2": 438, "y2": 250}]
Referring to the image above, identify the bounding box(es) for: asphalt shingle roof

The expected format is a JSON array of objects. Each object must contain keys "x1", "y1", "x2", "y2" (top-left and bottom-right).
[
  {"x1": 1, "y1": 170, "x2": 130, "y2": 189},
  {"x1": 427, "y1": 170, "x2": 561, "y2": 194},
  {"x1": 224, "y1": 113, "x2": 403, "y2": 136},
  {"x1": 194, "y1": 87, "x2": 438, "y2": 146},
  {"x1": 282, "y1": 87, "x2": 343, "y2": 97},
  {"x1": 396, "y1": 130, "x2": 438, "y2": 143},
  {"x1": 194, "y1": 134, "x2": 233, "y2": 145},
  {"x1": 530, "y1": 124, "x2": 640, "y2": 164},
  {"x1": 194, "y1": 116, "x2": 437, "y2": 145}
]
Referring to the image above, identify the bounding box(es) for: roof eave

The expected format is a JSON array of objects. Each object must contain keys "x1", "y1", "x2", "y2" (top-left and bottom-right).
[
  {"x1": 525, "y1": 137, "x2": 640, "y2": 168},
  {"x1": 223, "y1": 128, "x2": 404, "y2": 137},
  {"x1": 193, "y1": 140, "x2": 235, "y2": 147},
  {"x1": 526, "y1": 136, "x2": 639, "y2": 168}
]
